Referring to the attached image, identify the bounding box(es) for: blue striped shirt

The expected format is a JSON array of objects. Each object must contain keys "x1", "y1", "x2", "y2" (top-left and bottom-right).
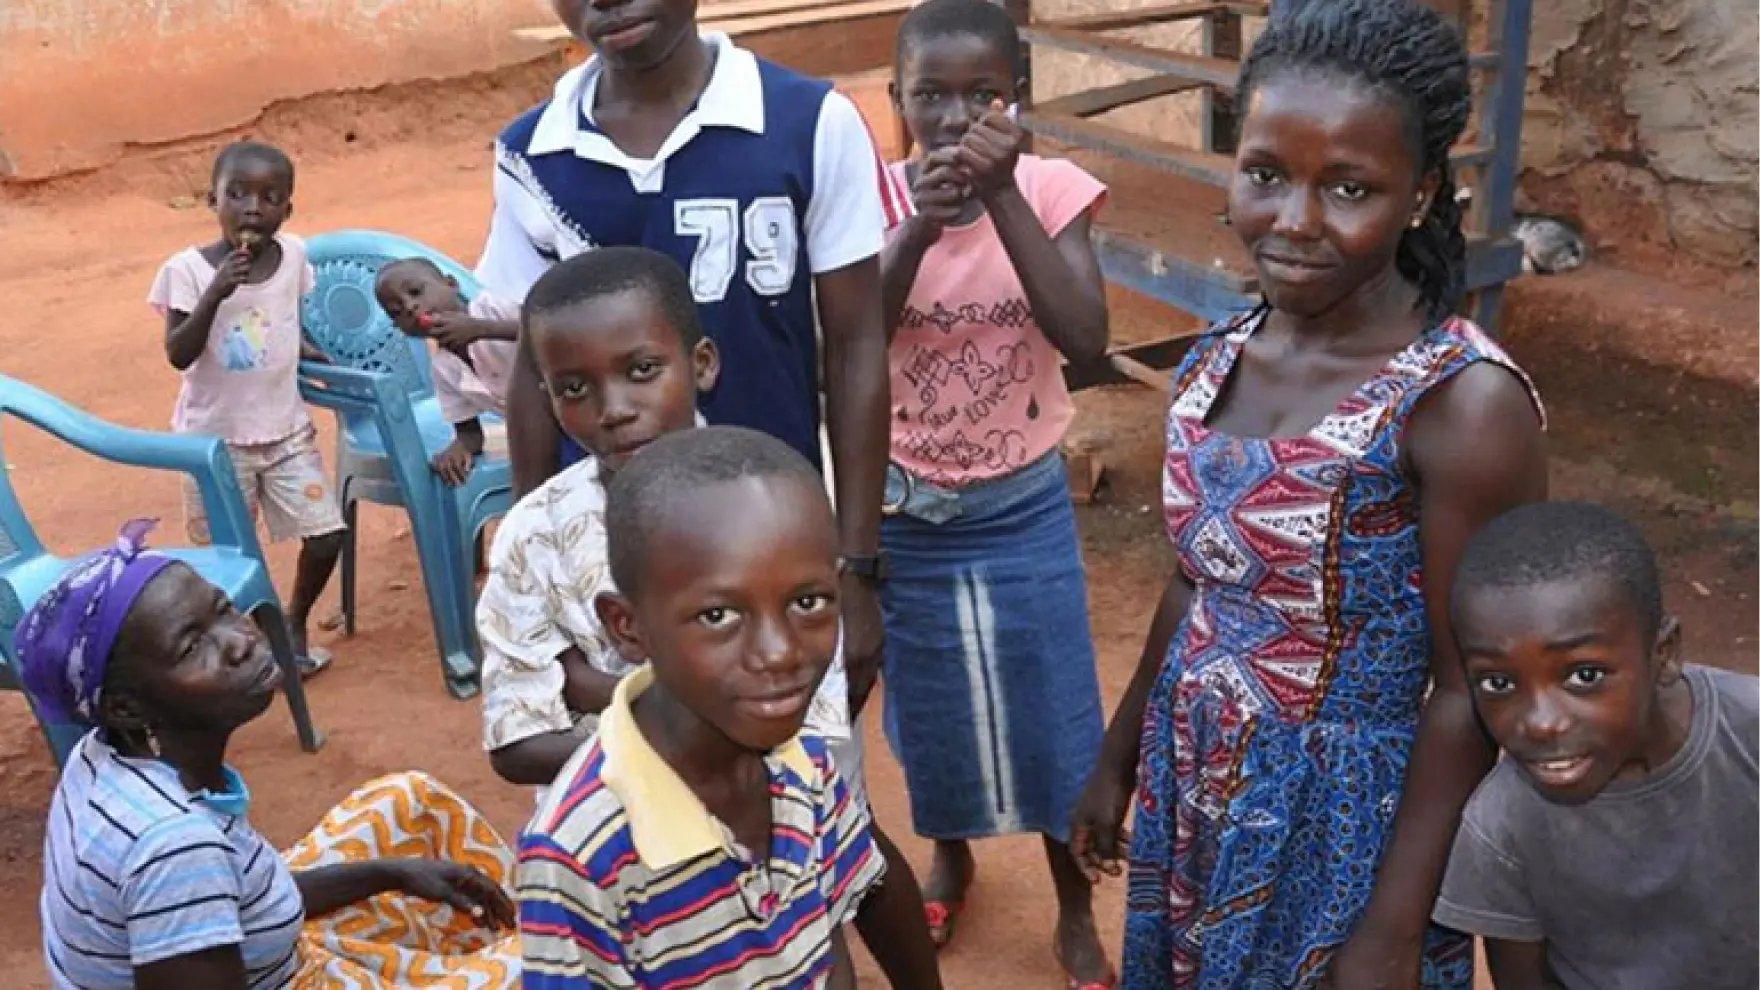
[
  {"x1": 518, "y1": 666, "x2": 883, "y2": 988},
  {"x1": 40, "y1": 733, "x2": 304, "y2": 989}
]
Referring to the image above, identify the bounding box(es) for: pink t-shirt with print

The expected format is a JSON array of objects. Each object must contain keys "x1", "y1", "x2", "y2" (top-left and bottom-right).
[
  {"x1": 432, "y1": 291, "x2": 519, "y2": 425},
  {"x1": 882, "y1": 154, "x2": 1107, "y2": 486},
  {"x1": 148, "y1": 233, "x2": 316, "y2": 446}
]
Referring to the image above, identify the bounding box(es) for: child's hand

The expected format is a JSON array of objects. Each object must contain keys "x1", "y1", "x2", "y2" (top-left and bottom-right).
[
  {"x1": 299, "y1": 337, "x2": 330, "y2": 364},
  {"x1": 431, "y1": 440, "x2": 475, "y2": 487},
  {"x1": 953, "y1": 100, "x2": 1023, "y2": 201},
  {"x1": 427, "y1": 313, "x2": 486, "y2": 351},
  {"x1": 1068, "y1": 765, "x2": 1133, "y2": 885},
  {"x1": 906, "y1": 147, "x2": 969, "y2": 245},
  {"x1": 208, "y1": 247, "x2": 254, "y2": 302}
]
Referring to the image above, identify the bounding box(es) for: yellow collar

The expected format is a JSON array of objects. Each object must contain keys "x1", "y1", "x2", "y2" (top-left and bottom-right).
[{"x1": 598, "y1": 666, "x2": 816, "y2": 869}]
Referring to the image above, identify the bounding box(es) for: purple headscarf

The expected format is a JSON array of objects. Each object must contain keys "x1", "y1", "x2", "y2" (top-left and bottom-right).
[{"x1": 17, "y1": 519, "x2": 178, "y2": 728}]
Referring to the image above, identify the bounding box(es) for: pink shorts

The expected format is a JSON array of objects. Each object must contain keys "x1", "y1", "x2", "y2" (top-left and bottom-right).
[{"x1": 184, "y1": 425, "x2": 346, "y2": 544}]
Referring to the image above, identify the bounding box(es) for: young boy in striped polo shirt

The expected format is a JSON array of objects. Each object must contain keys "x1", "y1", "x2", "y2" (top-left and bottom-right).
[{"x1": 517, "y1": 426, "x2": 881, "y2": 988}]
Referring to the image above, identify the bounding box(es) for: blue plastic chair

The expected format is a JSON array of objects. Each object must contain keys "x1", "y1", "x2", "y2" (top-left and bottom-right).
[
  {"x1": 0, "y1": 375, "x2": 322, "y2": 764},
  {"x1": 298, "y1": 230, "x2": 513, "y2": 698}
]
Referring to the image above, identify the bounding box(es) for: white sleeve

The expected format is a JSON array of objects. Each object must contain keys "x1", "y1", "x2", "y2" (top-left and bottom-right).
[
  {"x1": 475, "y1": 146, "x2": 559, "y2": 303},
  {"x1": 804, "y1": 90, "x2": 886, "y2": 274}
]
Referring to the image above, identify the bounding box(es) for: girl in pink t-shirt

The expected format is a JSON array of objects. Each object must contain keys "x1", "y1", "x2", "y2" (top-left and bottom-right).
[
  {"x1": 877, "y1": 1, "x2": 1113, "y2": 986},
  {"x1": 148, "y1": 141, "x2": 344, "y2": 678}
]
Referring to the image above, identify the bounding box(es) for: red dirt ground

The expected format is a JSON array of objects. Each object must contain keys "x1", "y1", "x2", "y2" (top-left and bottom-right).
[{"x1": 0, "y1": 73, "x2": 1752, "y2": 989}]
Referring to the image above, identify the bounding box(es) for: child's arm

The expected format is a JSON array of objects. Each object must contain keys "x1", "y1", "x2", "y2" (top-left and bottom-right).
[
  {"x1": 1071, "y1": 569, "x2": 1195, "y2": 880},
  {"x1": 560, "y1": 646, "x2": 620, "y2": 714},
  {"x1": 1484, "y1": 939, "x2": 1564, "y2": 990},
  {"x1": 818, "y1": 259, "x2": 889, "y2": 715},
  {"x1": 954, "y1": 103, "x2": 1109, "y2": 364},
  {"x1": 826, "y1": 929, "x2": 857, "y2": 990},
  {"x1": 880, "y1": 150, "x2": 969, "y2": 340},
  {"x1": 805, "y1": 91, "x2": 893, "y2": 715},
  {"x1": 1326, "y1": 366, "x2": 1547, "y2": 989},
  {"x1": 164, "y1": 247, "x2": 252, "y2": 370},
  {"x1": 430, "y1": 312, "x2": 520, "y2": 350},
  {"x1": 433, "y1": 418, "x2": 486, "y2": 487},
  {"x1": 506, "y1": 337, "x2": 563, "y2": 498},
  {"x1": 488, "y1": 649, "x2": 621, "y2": 786},
  {"x1": 490, "y1": 733, "x2": 581, "y2": 788}
]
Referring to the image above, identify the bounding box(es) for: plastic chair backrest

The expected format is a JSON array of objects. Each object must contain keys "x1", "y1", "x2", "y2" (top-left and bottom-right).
[
  {"x1": 0, "y1": 375, "x2": 261, "y2": 697},
  {"x1": 301, "y1": 230, "x2": 484, "y2": 400},
  {"x1": 0, "y1": 427, "x2": 44, "y2": 574}
]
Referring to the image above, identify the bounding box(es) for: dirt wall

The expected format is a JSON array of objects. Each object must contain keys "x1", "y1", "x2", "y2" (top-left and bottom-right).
[
  {"x1": 1518, "y1": 0, "x2": 1758, "y2": 271},
  {"x1": 0, "y1": 0, "x2": 552, "y2": 181}
]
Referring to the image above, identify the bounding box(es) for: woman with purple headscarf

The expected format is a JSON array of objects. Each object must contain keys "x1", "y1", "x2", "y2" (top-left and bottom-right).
[{"x1": 22, "y1": 521, "x2": 521, "y2": 988}]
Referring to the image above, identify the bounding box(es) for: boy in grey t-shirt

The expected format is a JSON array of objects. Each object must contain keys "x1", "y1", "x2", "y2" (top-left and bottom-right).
[{"x1": 1435, "y1": 502, "x2": 1758, "y2": 990}]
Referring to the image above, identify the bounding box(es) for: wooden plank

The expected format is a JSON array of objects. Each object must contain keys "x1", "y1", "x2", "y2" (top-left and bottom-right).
[
  {"x1": 1109, "y1": 353, "x2": 1174, "y2": 392},
  {"x1": 1021, "y1": 25, "x2": 1240, "y2": 90},
  {"x1": 1450, "y1": 143, "x2": 1494, "y2": 171},
  {"x1": 514, "y1": 0, "x2": 911, "y2": 46},
  {"x1": 712, "y1": 0, "x2": 914, "y2": 37},
  {"x1": 1040, "y1": 2, "x2": 1268, "y2": 32},
  {"x1": 1022, "y1": 111, "x2": 1234, "y2": 187},
  {"x1": 1064, "y1": 336, "x2": 1198, "y2": 392},
  {"x1": 1033, "y1": 74, "x2": 1206, "y2": 118},
  {"x1": 1039, "y1": 2, "x2": 1225, "y2": 32},
  {"x1": 698, "y1": 0, "x2": 877, "y2": 21}
]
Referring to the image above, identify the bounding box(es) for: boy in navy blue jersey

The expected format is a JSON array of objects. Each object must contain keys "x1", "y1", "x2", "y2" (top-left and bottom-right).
[
  {"x1": 479, "y1": 0, "x2": 893, "y2": 725},
  {"x1": 476, "y1": 1, "x2": 936, "y2": 985}
]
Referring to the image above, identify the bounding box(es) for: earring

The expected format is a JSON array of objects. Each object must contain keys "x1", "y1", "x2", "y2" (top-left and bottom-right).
[{"x1": 1409, "y1": 214, "x2": 1424, "y2": 229}]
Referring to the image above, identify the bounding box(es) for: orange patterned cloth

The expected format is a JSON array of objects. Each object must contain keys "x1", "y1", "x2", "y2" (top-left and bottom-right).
[{"x1": 282, "y1": 772, "x2": 521, "y2": 988}]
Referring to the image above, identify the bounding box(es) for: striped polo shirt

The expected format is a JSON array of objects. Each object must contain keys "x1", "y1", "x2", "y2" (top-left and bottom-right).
[
  {"x1": 518, "y1": 666, "x2": 883, "y2": 988},
  {"x1": 40, "y1": 732, "x2": 304, "y2": 989}
]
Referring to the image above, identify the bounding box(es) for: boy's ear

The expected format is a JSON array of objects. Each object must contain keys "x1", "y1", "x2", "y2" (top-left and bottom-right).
[
  {"x1": 206, "y1": 189, "x2": 218, "y2": 211},
  {"x1": 594, "y1": 591, "x2": 646, "y2": 664},
  {"x1": 1652, "y1": 615, "x2": 1683, "y2": 685},
  {"x1": 692, "y1": 338, "x2": 721, "y2": 394}
]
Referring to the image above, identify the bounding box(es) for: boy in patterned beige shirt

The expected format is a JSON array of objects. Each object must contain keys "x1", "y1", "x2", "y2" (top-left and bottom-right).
[{"x1": 475, "y1": 248, "x2": 848, "y2": 791}]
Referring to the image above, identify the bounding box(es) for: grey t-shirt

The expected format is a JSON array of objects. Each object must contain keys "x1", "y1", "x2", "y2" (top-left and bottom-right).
[{"x1": 1434, "y1": 664, "x2": 1759, "y2": 989}]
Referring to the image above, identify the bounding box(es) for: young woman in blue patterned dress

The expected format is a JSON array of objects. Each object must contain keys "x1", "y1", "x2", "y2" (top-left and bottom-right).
[{"x1": 1068, "y1": 2, "x2": 1548, "y2": 987}]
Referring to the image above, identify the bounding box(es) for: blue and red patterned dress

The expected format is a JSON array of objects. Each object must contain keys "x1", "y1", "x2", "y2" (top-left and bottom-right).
[{"x1": 1121, "y1": 309, "x2": 1543, "y2": 989}]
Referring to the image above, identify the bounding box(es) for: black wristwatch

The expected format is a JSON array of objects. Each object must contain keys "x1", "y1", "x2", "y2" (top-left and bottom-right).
[{"x1": 838, "y1": 551, "x2": 891, "y2": 584}]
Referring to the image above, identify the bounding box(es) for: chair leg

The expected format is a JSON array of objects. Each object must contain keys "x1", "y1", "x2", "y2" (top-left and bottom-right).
[
  {"x1": 340, "y1": 487, "x2": 358, "y2": 637},
  {"x1": 403, "y1": 484, "x2": 482, "y2": 699},
  {"x1": 255, "y1": 604, "x2": 324, "y2": 752},
  {"x1": 1473, "y1": 284, "x2": 1507, "y2": 336}
]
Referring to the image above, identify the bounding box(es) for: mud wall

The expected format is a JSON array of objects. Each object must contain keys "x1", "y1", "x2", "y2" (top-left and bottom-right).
[
  {"x1": 0, "y1": 0, "x2": 552, "y2": 181},
  {"x1": 1027, "y1": 1, "x2": 1757, "y2": 274},
  {"x1": 1509, "y1": 0, "x2": 1755, "y2": 270}
]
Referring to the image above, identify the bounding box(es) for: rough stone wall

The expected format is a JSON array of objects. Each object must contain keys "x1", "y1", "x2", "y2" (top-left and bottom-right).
[{"x1": 1519, "y1": 0, "x2": 1758, "y2": 270}]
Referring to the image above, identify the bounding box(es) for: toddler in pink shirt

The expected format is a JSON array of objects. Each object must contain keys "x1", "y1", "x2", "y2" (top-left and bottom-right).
[
  {"x1": 148, "y1": 140, "x2": 343, "y2": 677},
  {"x1": 374, "y1": 258, "x2": 520, "y2": 486}
]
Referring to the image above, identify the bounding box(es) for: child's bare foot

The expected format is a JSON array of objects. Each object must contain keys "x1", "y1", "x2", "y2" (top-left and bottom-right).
[
  {"x1": 1053, "y1": 909, "x2": 1113, "y2": 988},
  {"x1": 923, "y1": 839, "x2": 975, "y2": 948},
  {"x1": 1046, "y1": 835, "x2": 1113, "y2": 986}
]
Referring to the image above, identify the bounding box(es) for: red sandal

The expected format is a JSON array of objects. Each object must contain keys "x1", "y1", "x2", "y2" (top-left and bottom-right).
[{"x1": 923, "y1": 899, "x2": 963, "y2": 949}]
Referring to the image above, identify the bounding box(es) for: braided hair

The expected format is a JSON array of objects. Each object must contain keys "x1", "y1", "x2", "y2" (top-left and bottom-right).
[{"x1": 1238, "y1": 0, "x2": 1471, "y2": 319}]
